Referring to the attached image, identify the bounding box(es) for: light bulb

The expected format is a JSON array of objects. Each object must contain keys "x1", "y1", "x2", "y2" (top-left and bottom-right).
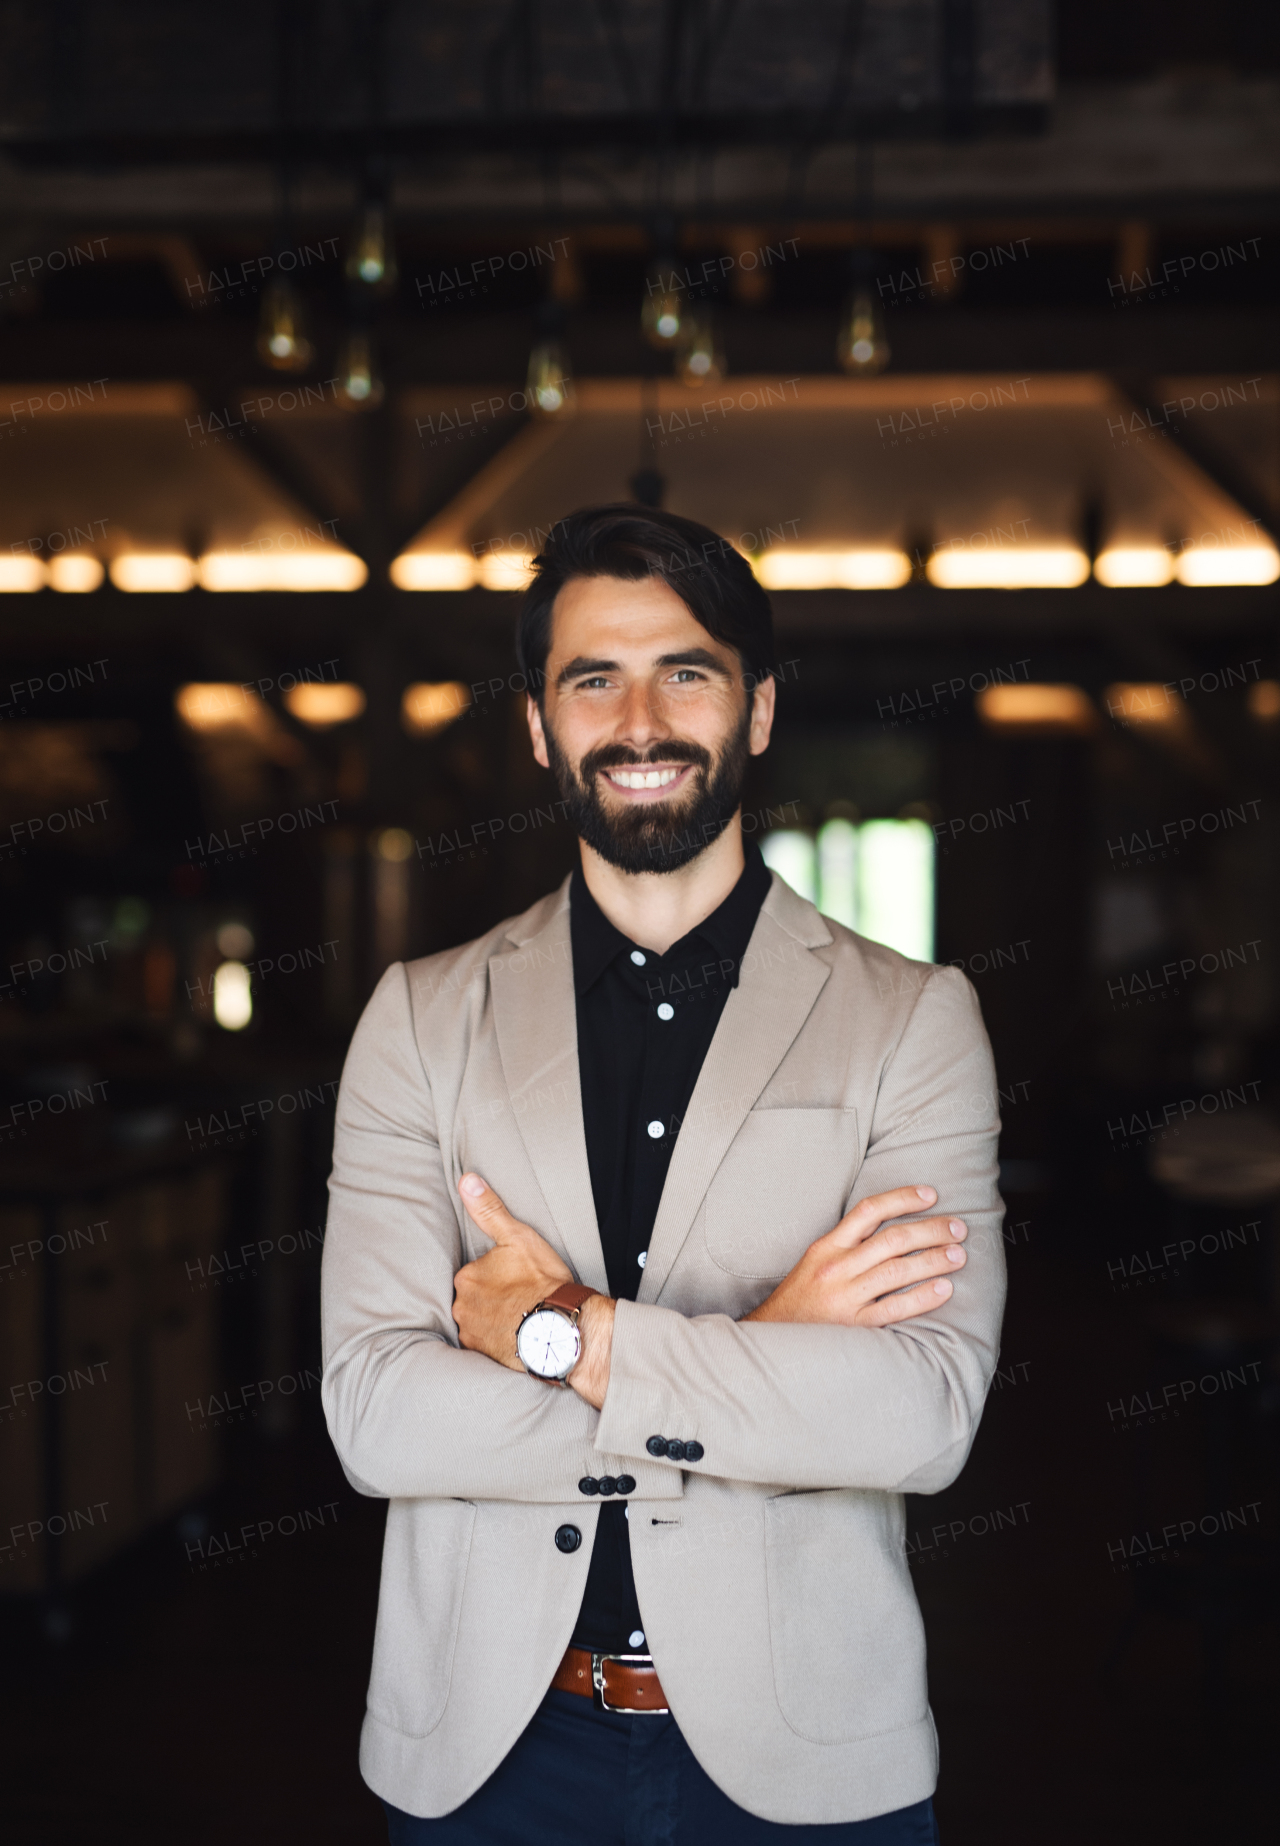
[
  {"x1": 256, "y1": 279, "x2": 314, "y2": 372},
  {"x1": 346, "y1": 202, "x2": 397, "y2": 292},
  {"x1": 676, "y1": 307, "x2": 723, "y2": 386},
  {"x1": 337, "y1": 331, "x2": 384, "y2": 410},
  {"x1": 836, "y1": 288, "x2": 890, "y2": 375},
  {"x1": 526, "y1": 339, "x2": 574, "y2": 417},
  {"x1": 641, "y1": 261, "x2": 685, "y2": 348}
]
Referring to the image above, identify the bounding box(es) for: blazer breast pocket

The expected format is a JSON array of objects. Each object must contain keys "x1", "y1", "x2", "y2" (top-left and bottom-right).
[{"x1": 703, "y1": 1107, "x2": 861, "y2": 1279}]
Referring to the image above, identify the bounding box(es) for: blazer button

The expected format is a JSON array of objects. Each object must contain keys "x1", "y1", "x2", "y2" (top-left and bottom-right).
[
  {"x1": 578, "y1": 1478, "x2": 599, "y2": 1495},
  {"x1": 664, "y1": 1439, "x2": 686, "y2": 1461},
  {"x1": 615, "y1": 1475, "x2": 636, "y2": 1494},
  {"x1": 684, "y1": 1441, "x2": 704, "y2": 1462},
  {"x1": 554, "y1": 1524, "x2": 582, "y2": 1553},
  {"x1": 597, "y1": 1476, "x2": 617, "y2": 1496},
  {"x1": 645, "y1": 1435, "x2": 667, "y2": 1457}
]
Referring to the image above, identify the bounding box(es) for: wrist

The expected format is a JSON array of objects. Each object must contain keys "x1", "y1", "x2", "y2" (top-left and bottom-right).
[{"x1": 569, "y1": 1294, "x2": 615, "y2": 1408}]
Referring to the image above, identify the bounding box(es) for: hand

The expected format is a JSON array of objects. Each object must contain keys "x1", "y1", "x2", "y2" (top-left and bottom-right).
[
  {"x1": 453, "y1": 1174, "x2": 575, "y2": 1370},
  {"x1": 742, "y1": 1185, "x2": 967, "y2": 1328}
]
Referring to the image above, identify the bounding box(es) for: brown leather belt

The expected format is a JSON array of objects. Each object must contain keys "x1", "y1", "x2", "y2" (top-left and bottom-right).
[{"x1": 552, "y1": 1644, "x2": 669, "y2": 1714}]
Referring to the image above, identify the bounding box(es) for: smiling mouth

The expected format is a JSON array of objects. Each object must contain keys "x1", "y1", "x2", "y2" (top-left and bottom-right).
[{"x1": 600, "y1": 763, "x2": 694, "y2": 795}]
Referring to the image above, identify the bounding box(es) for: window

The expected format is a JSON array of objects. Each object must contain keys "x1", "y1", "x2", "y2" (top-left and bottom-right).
[{"x1": 761, "y1": 818, "x2": 935, "y2": 961}]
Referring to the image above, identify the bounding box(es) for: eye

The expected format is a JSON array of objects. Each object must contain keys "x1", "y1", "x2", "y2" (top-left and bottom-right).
[
  {"x1": 574, "y1": 675, "x2": 613, "y2": 689},
  {"x1": 669, "y1": 669, "x2": 705, "y2": 684}
]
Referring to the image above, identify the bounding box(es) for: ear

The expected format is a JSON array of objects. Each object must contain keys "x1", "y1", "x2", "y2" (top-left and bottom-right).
[
  {"x1": 748, "y1": 670, "x2": 777, "y2": 757},
  {"x1": 526, "y1": 692, "x2": 550, "y2": 769}
]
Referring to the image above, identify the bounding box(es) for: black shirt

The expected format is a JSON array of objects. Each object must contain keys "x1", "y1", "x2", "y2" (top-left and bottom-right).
[{"x1": 568, "y1": 841, "x2": 772, "y2": 1652}]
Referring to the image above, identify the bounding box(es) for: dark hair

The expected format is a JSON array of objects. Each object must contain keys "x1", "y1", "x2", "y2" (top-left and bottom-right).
[{"x1": 515, "y1": 504, "x2": 778, "y2": 703}]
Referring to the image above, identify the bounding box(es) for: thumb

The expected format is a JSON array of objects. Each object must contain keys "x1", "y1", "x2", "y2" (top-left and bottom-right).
[{"x1": 458, "y1": 1173, "x2": 524, "y2": 1243}]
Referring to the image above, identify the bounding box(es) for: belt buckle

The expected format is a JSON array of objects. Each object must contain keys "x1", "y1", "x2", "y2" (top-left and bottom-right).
[{"x1": 591, "y1": 1651, "x2": 669, "y2": 1715}]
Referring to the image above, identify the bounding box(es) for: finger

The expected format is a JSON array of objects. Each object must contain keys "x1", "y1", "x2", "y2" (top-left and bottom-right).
[
  {"x1": 824, "y1": 1185, "x2": 939, "y2": 1250},
  {"x1": 818, "y1": 1239, "x2": 964, "y2": 1309},
  {"x1": 856, "y1": 1275, "x2": 954, "y2": 1328},
  {"x1": 458, "y1": 1173, "x2": 525, "y2": 1244},
  {"x1": 862, "y1": 1242, "x2": 966, "y2": 1301},
  {"x1": 838, "y1": 1215, "x2": 967, "y2": 1279}
]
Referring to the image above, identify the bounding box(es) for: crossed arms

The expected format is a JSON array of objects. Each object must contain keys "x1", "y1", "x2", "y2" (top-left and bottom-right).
[
  {"x1": 320, "y1": 960, "x2": 1007, "y2": 1504},
  {"x1": 452, "y1": 1174, "x2": 972, "y2": 1410}
]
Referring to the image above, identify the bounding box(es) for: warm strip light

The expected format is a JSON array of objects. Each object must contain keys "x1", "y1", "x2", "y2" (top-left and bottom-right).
[
  {"x1": 753, "y1": 550, "x2": 911, "y2": 590},
  {"x1": 374, "y1": 827, "x2": 414, "y2": 863},
  {"x1": 1248, "y1": 680, "x2": 1280, "y2": 721},
  {"x1": 175, "y1": 683, "x2": 268, "y2": 735},
  {"x1": 401, "y1": 681, "x2": 472, "y2": 736},
  {"x1": 1174, "y1": 544, "x2": 1280, "y2": 587},
  {"x1": 212, "y1": 961, "x2": 253, "y2": 1031},
  {"x1": 1102, "y1": 683, "x2": 1185, "y2": 726},
  {"x1": 48, "y1": 554, "x2": 105, "y2": 592},
  {"x1": 475, "y1": 552, "x2": 535, "y2": 591},
  {"x1": 1093, "y1": 547, "x2": 1175, "y2": 588},
  {"x1": 198, "y1": 550, "x2": 368, "y2": 591},
  {"x1": 0, "y1": 556, "x2": 46, "y2": 591},
  {"x1": 977, "y1": 683, "x2": 1097, "y2": 733},
  {"x1": 390, "y1": 551, "x2": 478, "y2": 591},
  {"x1": 284, "y1": 682, "x2": 366, "y2": 727},
  {"x1": 927, "y1": 547, "x2": 1091, "y2": 589},
  {"x1": 110, "y1": 553, "x2": 197, "y2": 592}
]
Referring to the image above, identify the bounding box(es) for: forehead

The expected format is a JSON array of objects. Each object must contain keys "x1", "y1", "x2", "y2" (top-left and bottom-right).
[{"x1": 547, "y1": 572, "x2": 731, "y2": 662}]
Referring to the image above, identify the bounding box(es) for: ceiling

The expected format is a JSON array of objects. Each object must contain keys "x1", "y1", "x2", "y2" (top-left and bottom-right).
[
  {"x1": 406, "y1": 374, "x2": 1270, "y2": 559},
  {"x1": 0, "y1": 371, "x2": 1272, "y2": 601}
]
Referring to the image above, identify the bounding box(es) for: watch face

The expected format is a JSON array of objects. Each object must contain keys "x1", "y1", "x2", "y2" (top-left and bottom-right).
[{"x1": 517, "y1": 1308, "x2": 581, "y2": 1380}]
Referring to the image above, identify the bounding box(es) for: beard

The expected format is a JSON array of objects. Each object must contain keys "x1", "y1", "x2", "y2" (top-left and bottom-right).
[{"x1": 542, "y1": 698, "x2": 753, "y2": 875}]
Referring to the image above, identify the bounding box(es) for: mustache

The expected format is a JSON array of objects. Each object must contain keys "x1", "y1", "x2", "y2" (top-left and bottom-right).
[{"x1": 580, "y1": 741, "x2": 709, "y2": 776}]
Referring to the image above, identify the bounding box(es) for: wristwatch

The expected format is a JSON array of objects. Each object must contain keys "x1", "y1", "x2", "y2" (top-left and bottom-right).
[{"x1": 516, "y1": 1282, "x2": 599, "y2": 1385}]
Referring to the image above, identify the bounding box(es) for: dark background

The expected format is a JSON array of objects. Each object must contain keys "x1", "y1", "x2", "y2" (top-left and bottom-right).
[{"x1": 1, "y1": 5, "x2": 1277, "y2": 1842}]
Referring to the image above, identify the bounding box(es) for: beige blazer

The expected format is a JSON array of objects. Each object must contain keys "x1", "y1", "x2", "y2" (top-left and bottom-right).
[{"x1": 321, "y1": 869, "x2": 1006, "y2": 1823}]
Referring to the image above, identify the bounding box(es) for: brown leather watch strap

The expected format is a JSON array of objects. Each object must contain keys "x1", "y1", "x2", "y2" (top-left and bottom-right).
[
  {"x1": 540, "y1": 1282, "x2": 598, "y2": 1318},
  {"x1": 552, "y1": 1644, "x2": 669, "y2": 1712}
]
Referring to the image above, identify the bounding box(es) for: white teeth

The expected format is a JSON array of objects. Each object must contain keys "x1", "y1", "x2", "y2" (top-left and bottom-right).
[{"x1": 607, "y1": 766, "x2": 683, "y2": 790}]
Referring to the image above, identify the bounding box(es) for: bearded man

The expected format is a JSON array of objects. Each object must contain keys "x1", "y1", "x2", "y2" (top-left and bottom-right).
[{"x1": 322, "y1": 505, "x2": 1006, "y2": 1844}]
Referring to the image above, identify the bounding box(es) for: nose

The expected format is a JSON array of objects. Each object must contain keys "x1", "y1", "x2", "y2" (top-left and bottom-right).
[{"x1": 613, "y1": 679, "x2": 671, "y2": 755}]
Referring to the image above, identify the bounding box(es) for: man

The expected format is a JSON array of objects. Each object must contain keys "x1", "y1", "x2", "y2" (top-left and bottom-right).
[{"x1": 322, "y1": 505, "x2": 1006, "y2": 1843}]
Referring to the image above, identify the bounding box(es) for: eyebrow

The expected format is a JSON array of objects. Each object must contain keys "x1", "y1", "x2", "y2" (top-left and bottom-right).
[{"x1": 554, "y1": 648, "x2": 734, "y2": 690}]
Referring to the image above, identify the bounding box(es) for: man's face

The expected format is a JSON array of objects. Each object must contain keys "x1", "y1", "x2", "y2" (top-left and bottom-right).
[{"x1": 526, "y1": 572, "x2": 775, "y2": 875}]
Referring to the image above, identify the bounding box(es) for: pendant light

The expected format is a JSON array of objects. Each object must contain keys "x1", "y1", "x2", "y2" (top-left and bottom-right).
[
  {"x1": 336, "y1": 329, "x2": 384, "y2": 409},
  {"x1": 641, "y1": 259, "x2": 685, "y2": 348},
  {"x1": 836, "y1": 282, "x2": 889, "y2": 375},
  {"x1": 676, "y1": 305, "x2": 724, "y2": 385},
  {"x1": 526, "y1": 300, "x2": 574, "y2": 418},
  {"x1": 346, "y1": 194, "x2": 397, "y2": 294},
  {"x1": 257, "y1": 278, "x2": 314, "y2": 372},
  {"x1": 641, "y1": 214, "x2": 685, "y2": 349}
]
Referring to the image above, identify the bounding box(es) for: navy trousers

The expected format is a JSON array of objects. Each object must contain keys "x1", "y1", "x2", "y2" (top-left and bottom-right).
[{"x1": 382, "y1": 1685, "x2": 939, "y2": 1845}]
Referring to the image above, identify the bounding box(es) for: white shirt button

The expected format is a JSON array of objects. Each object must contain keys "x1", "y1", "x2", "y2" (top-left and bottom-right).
[
  {"x1": 629, "y1": 1630, "x2": 646, "y2": 1648},
  {"x1": 647, "y1": 1120, "x2": 664, "y2": 1139},
  {"x1": 630, "y1": 950, "x2": 647, "y2": 966},
  {"x1": 656, "y1": 1002, "x2": 674, "y2": 1020},
  {"x1": 637, "y1": 1251, "x2": 647, "y2": 1267}
]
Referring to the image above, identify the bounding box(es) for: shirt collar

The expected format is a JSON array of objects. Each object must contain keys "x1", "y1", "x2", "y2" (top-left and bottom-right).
[{"x1": 570, "y1": 841, "x2": 772, "y2": 997}]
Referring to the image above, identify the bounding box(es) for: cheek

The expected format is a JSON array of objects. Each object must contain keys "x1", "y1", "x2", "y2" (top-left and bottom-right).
[
  {"x1": 551, "y1": 698, "x2": 614, "y2": 744},
  {"x1": 660, "y1": 688, "x2": 739, "y2": 731}
]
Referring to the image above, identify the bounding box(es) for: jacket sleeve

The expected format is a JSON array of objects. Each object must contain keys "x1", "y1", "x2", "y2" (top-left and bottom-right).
[
  {"x1": 320, "y1": 962, "x2": 680, "y2": 1505},
  {"x1": 594, "y1": 964, "x2": 1007, "y2": 1494}
]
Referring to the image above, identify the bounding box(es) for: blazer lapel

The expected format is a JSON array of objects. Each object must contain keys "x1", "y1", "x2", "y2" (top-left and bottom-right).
[
  {"x1": 487, "y1": 877, "x2": 609, "y2": 1292},
  {"x1": 638, "y1": 880, "x2": 833, "y2": 1303}
]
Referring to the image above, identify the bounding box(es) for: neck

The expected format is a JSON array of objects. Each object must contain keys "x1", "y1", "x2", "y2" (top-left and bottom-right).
[{"x1": 578, "y1": 816, "x2": 747, "y2": 955}]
